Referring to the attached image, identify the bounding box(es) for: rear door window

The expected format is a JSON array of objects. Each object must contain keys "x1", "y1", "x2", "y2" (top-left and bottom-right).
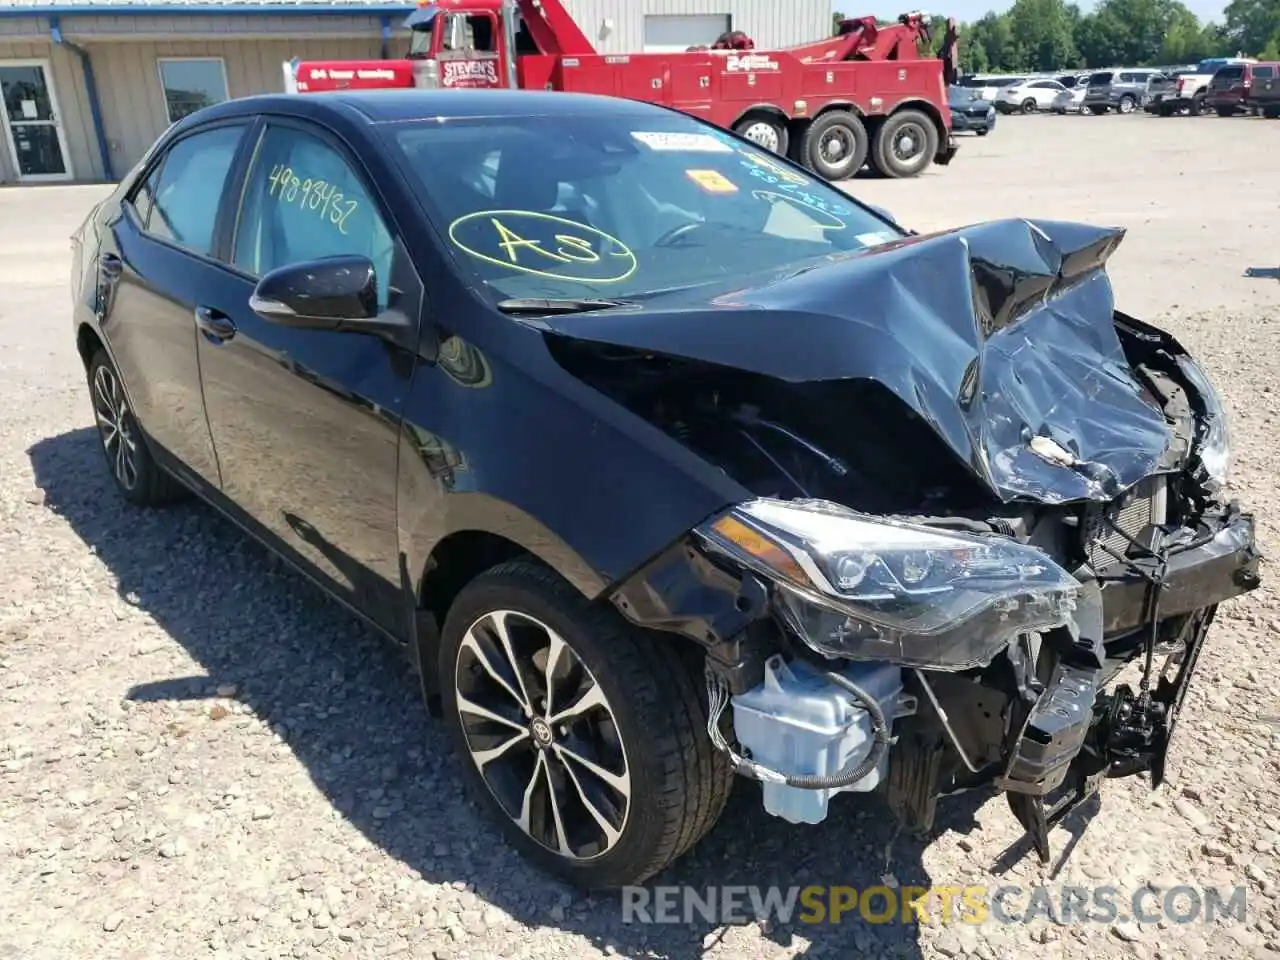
[
  {"x1": 1255, "y1": 66, "x2": 1274, "y2": 78},
  {"x1": 144, "y1": 124, "x2": 247, "y2": 257},
  {"x1": 1089, "y1": 72, "x2": 1113, "y2": 84}
]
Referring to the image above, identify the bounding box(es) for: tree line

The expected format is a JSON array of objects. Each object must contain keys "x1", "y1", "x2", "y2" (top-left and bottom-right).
[{"x1": 834, "y1": 0, "x2": 1280, "y2": 73}]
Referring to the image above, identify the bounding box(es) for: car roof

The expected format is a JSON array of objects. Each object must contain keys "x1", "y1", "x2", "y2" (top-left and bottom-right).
[{"x1": 199, "y1": 89, "x2": 671, "y2": 126}]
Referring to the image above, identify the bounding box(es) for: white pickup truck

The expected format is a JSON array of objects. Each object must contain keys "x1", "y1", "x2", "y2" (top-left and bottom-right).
[{"x1": 1151, "y1": 56, "x2": 1256, "y2": 116}]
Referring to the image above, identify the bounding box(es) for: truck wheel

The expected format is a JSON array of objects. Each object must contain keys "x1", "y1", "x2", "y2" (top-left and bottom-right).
[
  {"x1": 438, "y1": 559, "x2": 732, "y2": 890},
  {"x1": 733, "y1": 115, "x2": 788, "y2": 156},
  {"x1": 798, "y1": 111, "x2": 869, "y2": 181},
  {"x1": 870, "y1": 109, "x2": 937, "y2": 179}
]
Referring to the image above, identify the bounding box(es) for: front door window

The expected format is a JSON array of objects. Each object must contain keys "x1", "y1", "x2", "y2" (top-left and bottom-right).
[{"x1": 0, "y1": 63, "x2": 70, "y2": 179}]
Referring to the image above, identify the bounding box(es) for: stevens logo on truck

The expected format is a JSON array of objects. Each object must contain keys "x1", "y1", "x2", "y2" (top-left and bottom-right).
[{"x1": 442, "y1": 59, "x2": 501, "y2": 88}]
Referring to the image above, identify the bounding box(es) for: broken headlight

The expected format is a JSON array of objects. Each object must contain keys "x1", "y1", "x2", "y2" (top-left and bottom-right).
[
  {"x1": 1177, "y1": 356, "x2": 1231, "y2": 492},
  {"x1": 695, "y1": 498, "x2": 1080, "y2": 670}
]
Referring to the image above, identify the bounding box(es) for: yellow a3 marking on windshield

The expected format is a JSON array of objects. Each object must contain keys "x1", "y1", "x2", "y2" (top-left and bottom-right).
[{"x1": 449, "y1": 210, "x2": 637, "y2": 283}]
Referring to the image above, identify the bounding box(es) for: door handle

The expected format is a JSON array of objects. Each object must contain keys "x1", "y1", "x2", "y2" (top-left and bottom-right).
[{"x1": 195, "y1": 305, "x2": 237, "y2": 343}]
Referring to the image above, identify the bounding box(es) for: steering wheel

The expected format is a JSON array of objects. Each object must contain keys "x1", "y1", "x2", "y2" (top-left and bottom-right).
[{"x1": 653, "y1": 220, "x2": 705, "y2": 247}]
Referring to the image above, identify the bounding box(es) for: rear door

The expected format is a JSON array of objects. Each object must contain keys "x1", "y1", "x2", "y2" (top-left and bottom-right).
[
  {"x1": 99, "y1": 120, "x2": 253, "y2": 487},
  {"x1": 194, "y1": 117, "x2": 424, "y2": 630}
]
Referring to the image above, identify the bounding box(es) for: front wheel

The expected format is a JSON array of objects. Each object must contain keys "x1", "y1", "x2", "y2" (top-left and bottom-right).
[
  {"x1": 1214, "y1": 106, "x2": 1234, "y2": 118},
  {"x1": 438, "y1": 559, "x2": 732, "y2": 889},
  {"x1": 797, "y1": 111, "x2": 869, "y2": 181},
  {"x1": 1191, "y1": 94, "x2": 1208, "y2": 116},
  {"x1": 733, "y1": 114, "x2": 788, "y2": 156},
  {"x1": 869, "y1": 109, "x2": 938, "y2": 179},
  {"x1": 976, "y1": 127, "x2": 990, "y2": 136},
  {"x1": 1118, "y1": 95, "x2": 1136, "y2": 114},
  {"x1": 1020, "y1": 98, "x2": 1037, "y2": 114}
]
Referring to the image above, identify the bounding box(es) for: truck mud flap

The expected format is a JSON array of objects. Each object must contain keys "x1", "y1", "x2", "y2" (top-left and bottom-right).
[{"x1": 935, "y1": 135, "x2": 958, "y2": 165}]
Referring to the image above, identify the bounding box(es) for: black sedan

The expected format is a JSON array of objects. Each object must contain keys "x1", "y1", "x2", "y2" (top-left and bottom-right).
[
  {"x1": 70, "y1": 89, "x2": 1257, "y2": 889},
  {"x1": 948, "y1": 84, "x2": 997, "y2": 135}
]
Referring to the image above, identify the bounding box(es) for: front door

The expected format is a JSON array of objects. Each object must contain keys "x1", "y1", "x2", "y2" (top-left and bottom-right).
[
  {"x1": 0, "y1": 61, "x2": 73, "y2": 181},
  {"x1": 196, "y1": 120, "x2": 420, "y2": 632}
]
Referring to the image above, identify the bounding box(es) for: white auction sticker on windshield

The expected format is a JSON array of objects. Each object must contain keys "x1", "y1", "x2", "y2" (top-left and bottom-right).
[
  {"x1": 856, "y1": 231, "x2": 899, "y2": 246},
  {"x1": 630, "y1": 131, "x2": 734, "y2": 153}
]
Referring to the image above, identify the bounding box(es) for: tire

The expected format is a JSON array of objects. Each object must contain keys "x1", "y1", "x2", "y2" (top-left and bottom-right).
[
  {"x1": 86, "y1": 350, "x2": 187, "y2": 507},
  {"x1": 1087, "y1": 105, "x2": 1107, "y2": 115},
  {"x1": 797, "y1": 111, "x2": 868, "y2": 181},
  {"x1": 438, "y1": 559, "x2": 733, "y2": 890},
  {"x1": 1214, "y1": 107, "x2": 1234, "y2": 118},
  {"x1": 976, "y1": 127, "x2": 990, "y2": 136},
  {"x1": 1020, "y1": 98, "x2": 1037, "y2": 114},
  {"x1": 1191, "y1": 94, "x2": 1208, "y2": 116},
  {"x1": 1118, "y1": 95, "x2": 1136, "y2": 114},
  {"x1": 1157, "y1": 103, "x2": 1172, "y2": 117},
  {"x1": 869, "y1": 109, "x2": 938, "y2": 179},
  {"x1": 732, "y1": 114, "x2": 788, "y2": 156}
]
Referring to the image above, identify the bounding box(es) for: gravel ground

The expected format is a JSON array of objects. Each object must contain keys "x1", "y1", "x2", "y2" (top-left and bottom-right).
[{"x1": 2, "y1": 113, "x2": 1279, "y2": 960}]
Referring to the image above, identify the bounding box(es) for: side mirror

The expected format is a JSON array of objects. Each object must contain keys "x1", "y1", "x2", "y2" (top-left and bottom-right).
[{"x1": 249, "y1": 255, "x2": 378, "y2": 330}]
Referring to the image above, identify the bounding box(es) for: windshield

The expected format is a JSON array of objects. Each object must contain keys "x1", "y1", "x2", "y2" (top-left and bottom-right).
[{"x1": 388, "y1": 113, "x2": 904, "y2": 302}]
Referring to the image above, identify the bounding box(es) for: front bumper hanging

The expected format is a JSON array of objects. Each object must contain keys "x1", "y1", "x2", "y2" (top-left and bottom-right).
[{"x1": 998, "y1": 507, "x2": 1260, "y2": 863}]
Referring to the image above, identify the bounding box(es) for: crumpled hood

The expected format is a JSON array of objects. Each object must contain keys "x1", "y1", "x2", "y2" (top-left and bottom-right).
[{"x1": 536, "y1": 217, "x2": 1176, "y2": 505}]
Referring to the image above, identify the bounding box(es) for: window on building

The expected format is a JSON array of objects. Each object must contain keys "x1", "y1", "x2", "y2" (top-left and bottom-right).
[
  {"x1": 158, "y1": 58, "x2": 230, "y2": 124},
  {"x1": 144, "y1": 123, "x2": 246, "y2": 256},
  {"x1": 232, "y1": 125, "x2": 394, "y2": 310}
]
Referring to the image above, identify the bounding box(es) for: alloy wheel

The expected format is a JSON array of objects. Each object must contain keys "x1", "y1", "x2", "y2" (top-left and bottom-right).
[
  {"x1": 92, "y1": 363, "x2": 139, "y2": 491},
  {"x1": 454, "y1": 609, "x2": 631, "y2": 861}
]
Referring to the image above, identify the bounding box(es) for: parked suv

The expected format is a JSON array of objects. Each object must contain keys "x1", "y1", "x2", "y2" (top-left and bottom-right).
[
  {"x1": 995, "y1": 78, "x2": 1067, "y2": 113},
  {"x1": 1253, "y1": 63, "x2": 1280, "y2": 117},
  {"x1": 1083, "y1": 69, "x2": 1161, "y2": 114},
  {"x1": 1208, "y1": 62, "x2": 1280, "y2": 116}
]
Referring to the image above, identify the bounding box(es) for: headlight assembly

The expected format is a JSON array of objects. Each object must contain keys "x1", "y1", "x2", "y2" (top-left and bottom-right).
[
  {"x1": 1177, "y1": 356, "x2": 1231, "y2": 492},
  {"x1": 694, "y1": 498, "x2": 1080, "y2": 670}
]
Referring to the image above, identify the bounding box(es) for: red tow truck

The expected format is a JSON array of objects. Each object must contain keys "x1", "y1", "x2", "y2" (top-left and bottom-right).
[{"x1": 283, "y1": 0, "x2": 958, "y2": 180}]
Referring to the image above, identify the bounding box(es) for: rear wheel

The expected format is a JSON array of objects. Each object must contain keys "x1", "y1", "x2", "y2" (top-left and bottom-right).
[
  {"x1": 438, "y1": 559, "x2": 732, "y2": 889},
  {"x1": 1214, "y1": 106, "x2": 1234, "y2": 118},
  {"x1": 733, "y1": 114, "x2": 788, "y2": 156},
  {"x1": 1020, "y1": 98, "x2": 1037, "y2": 114},
  {"x1": 1087, "y1": 105, "x2": 1107, "y2": 115},
  {"x1": 870, "y1": 109, "x2": 937, "y2": 179},
  {"x1": 86, "y1": 350, "x2": 187, "y2": 507},
  {"x1": 1118, "y1": 95, "x2": 1136, "y2": 114},
  {"x1": 1191, "y1": 94, "x2": 1209, "y2": 116},
  {"x1": 798, "y1": 111, "x2": 869, "y2": 181}
]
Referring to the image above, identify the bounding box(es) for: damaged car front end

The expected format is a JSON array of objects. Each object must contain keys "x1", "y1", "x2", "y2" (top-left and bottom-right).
[{"x1": 568, "y1": 219, "x2": 1260, "y2": 863}]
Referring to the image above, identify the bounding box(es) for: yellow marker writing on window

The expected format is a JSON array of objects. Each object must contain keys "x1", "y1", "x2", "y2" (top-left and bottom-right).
[
  {"x1": 685, "y1": 169, "x2": 738, "y2": 193},
  {"x1": 448, "y1": 210, "x2": 637, "y2": 283},
  {"x1": 267, "y1": 164, "x2": 359, "y2": 234}
]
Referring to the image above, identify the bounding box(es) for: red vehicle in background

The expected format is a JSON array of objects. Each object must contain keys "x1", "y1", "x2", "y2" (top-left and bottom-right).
[{"x1": 284, "y1": 0, "x2": 958, "y2": 180}]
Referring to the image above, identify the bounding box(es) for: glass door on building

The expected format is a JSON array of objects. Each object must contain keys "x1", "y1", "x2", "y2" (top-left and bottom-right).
[{"x1": 1, "y1": 61, "x2": 73, "y2": 180}]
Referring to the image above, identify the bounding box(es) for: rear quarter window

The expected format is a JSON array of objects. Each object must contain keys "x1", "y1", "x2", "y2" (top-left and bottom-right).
[{"x1": 1254, "y1": 66, "x2": 1274, "y2": 78}]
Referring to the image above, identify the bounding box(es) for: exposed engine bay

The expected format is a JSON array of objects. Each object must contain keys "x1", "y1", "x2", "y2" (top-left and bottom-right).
[{"x1": 545, "y1": 217, "x2": 1261, "y2": 862}]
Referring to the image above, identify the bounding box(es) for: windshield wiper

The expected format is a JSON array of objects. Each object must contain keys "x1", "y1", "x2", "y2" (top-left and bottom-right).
[{"x1": 494, "y1": 297, "x2": 636, "y2": 316}]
